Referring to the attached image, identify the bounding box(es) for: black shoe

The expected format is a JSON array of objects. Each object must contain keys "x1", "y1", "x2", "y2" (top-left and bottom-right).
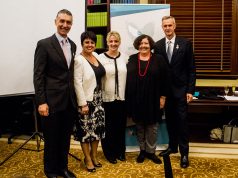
[
  {"x1": 146, "y1": 153, "x2": 162, "y2": 164},
  {"x1": 86, "y1": 167, "x2": 96, "y2": 172},
  {"x1": 59, "y1": 169, "x2": 76, "y2": 178},
  {"x1": 159, "y1": 148, "x2": 178, "y2": 157},
  {"x1": 107, "y1": 157, "x2": 117, "y2": 164},
  {"x1": 136, "y1": 150, "x2": 146, "y2": 163},
  {"x1": 117, "y1": 154, "x2": 126, "y2": 161},
  {"x1": 180, "y1": 155, "x2": 189, "y2": 168},
  {"x1": 45, "y1": 174, "x2": 58, "y2": 178},
  {"x1": 92, "y1": 161, "x2": 102, "y2": 168},
  {"x1": 84, "y1": 158, "x2": 96, "y2": 173}
]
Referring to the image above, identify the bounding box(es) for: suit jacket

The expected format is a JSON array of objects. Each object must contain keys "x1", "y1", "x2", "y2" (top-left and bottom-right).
[
  {"x1": 154, "y1": 37, "x2": 196, "y2": 98},
  {"x1": 34, "y1": 34, "x2": 77, "y2": 113}
]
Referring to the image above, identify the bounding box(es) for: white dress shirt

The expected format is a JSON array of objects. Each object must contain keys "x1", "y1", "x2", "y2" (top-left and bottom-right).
[{"x1": 166, "y1": 35, "x2": 176, "y2": 55}]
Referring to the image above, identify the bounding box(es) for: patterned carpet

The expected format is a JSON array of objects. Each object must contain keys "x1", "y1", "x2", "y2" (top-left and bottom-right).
[{"x1": 0, "y1": 140, "x2": 238, "y2": 178}]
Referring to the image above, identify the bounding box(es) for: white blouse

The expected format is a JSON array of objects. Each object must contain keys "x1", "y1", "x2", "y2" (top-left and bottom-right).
[{"x1": 99, "y1": 52, "x2": 128, "y2": 102}]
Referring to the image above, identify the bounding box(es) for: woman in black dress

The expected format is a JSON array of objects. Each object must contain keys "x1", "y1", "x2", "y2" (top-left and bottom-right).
[
  {"x1": 74, "y1": 31, "x2": 105, "y2": 172},
  {"x1": 126, "y1": 34, "x2": 168, "y2": 164}
]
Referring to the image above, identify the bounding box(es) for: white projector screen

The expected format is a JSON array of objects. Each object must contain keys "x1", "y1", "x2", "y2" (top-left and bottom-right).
[{"x1": 0, "y1": 0, "x2": 85, "y2": 96}]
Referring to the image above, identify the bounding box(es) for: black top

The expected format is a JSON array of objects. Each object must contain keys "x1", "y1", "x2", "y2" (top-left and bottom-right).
[
  {"x1": 88, "y1": 60, "x2": 106, "y2": 87},
  {"x1": 126, "y1": 53, "x2": 168, "y2": 124}
]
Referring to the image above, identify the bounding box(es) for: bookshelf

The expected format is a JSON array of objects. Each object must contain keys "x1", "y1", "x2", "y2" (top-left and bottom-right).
[
  {"x1": 111, "y1": 0, "x2": 137, "y2": 3},
  {"x1": 86, "y1": 0, "x2": 110, "y2": 53},
  {"x1": 86, "y1": 0, "x2": 138, "y2": 53}
]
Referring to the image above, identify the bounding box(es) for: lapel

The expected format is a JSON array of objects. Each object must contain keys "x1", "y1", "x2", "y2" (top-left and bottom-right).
[
  {"x1": 170, "y1": 37, "x2": 180, "y2": 64},
  {"x1": 161, "y1": 38, "x2": 167, "y2": 55},
  {"x1": 161, "y1": 38, "x2": 170, "y2": 64},
  {"x1": 51, "y1": 34, "x2": 68, "y2": 69}
]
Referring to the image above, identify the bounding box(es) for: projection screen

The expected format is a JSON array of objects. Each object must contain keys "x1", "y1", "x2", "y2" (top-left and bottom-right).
[{"x1": 0, "y1": 0, "x2": 85, "y2": 96}]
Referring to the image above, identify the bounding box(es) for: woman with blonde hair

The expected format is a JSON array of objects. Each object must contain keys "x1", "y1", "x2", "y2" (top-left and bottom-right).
[{"x1": 99, "y1": 31, "x2": 128, "y2": 164}]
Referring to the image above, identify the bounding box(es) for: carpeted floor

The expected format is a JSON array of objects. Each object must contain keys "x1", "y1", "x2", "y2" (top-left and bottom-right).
[{"x1": 0, "y1": 140, "x2": 238, "y2": 178}]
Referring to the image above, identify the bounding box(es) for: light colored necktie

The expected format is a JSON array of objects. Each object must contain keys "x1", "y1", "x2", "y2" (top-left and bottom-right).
[
  {"x1": 62, "y1": 39, "x2": 71, "y2": 67},
  {"x1": 167, "y1": 41, "x2": 172, "y2": 63}
]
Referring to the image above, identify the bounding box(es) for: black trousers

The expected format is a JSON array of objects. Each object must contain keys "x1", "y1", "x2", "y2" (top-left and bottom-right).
[
  {"x1": 41, "y1": 104, "x2": 76, "y2": 175},
  {"x1": 101, "y1": 100, "x2": 127, "y2": 159},
  {"x1": 165, "y1": 96, "x2": 189, "y2": 156}
]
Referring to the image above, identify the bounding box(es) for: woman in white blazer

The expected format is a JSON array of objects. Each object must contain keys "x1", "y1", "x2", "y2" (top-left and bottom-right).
[
  {"x1": 74, "y1": 31, "x2": 105, "y2": 172},
  {"x1": 98, "y1": 31, "x2": 128, "y2": 164}
]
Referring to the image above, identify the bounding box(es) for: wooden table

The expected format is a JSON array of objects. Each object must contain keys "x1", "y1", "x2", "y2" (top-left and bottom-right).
[{"x1": 188, "y1": 98, "x2": 238, "y2": 142}]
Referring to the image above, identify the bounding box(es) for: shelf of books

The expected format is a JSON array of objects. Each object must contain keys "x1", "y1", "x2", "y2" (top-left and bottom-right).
[
  {"x1": 86, "y1": 0, "x2": 138, "y2": 53},
  {"x1": 86, "y1": 0, "x2": 109, "y2": 53},
  {"x1": 87, "y1": 12, "x2": 107, "y2": 27},
  {"x1": 111, "y1": 0, "x2": 137, "y2": 3},
  {"x1": 87, "y1": 0, "x2": 105, "y2": 5}
]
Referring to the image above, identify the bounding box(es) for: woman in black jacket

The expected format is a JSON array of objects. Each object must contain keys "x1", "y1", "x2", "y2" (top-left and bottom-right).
[{"x1": 126, "y1": 34, "x2": 168, "y2": 164}]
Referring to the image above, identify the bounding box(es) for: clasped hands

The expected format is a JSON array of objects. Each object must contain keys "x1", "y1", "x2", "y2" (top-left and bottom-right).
[{"x1": 79, "y1": 104, "x2": 89, "y2": 115}]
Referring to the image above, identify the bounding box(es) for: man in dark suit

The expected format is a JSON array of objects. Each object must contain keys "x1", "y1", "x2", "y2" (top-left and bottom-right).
[
  {"x1": 154, "y1": 16, "x2": 196, "y2": 168},
  {"x1": 34, "y1": 9, "x2": 77, "y2": 178}
]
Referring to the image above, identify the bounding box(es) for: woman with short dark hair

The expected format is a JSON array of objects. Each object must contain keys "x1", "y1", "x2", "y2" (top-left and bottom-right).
[
  {"x1": 74, "y1": 31, "x2": 105, "y2": 173},
  {"x1": 126, "y1": 34, "x2": 168, "y2": 164}
]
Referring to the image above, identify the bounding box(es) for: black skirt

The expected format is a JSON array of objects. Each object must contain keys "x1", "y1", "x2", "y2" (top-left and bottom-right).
[{"x1": 74, "y1": 87, "x2": 105, "y2": 142}]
